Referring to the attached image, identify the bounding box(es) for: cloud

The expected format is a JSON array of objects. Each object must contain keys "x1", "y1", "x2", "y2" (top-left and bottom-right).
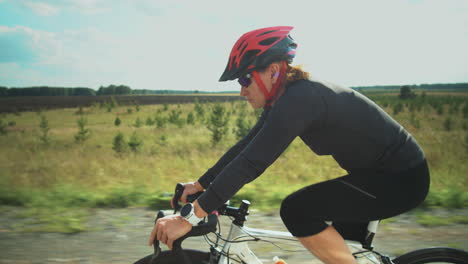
[
  {"x1": 0, "y1": 26, "x2": 39, "y2": 63},
  {"x1": 22, "y1": 1, "x2": 59, "y2": 16}
]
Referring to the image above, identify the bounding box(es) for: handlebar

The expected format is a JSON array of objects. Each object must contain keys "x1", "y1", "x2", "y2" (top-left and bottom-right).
[
  {"x1": 152, "y1": 183, "x2": 251, "y2": 264},
  {"x1": 171, "y1": 183, "x2": 204, "y2": 213}
]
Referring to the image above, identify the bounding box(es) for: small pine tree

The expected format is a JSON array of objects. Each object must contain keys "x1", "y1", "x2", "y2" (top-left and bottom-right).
[
  {"x1": 74, "y1": 117, "x2": 90, "y2": 143},
  {"x1": 393, "y1": 103, "x2": 404, "y2": 115},
  {"x1": 168, "y1": 109, "x2": 183, "y2": 127},
  {"x1": 134, "y1": 117, "x2": 143, "y2": 128},
  {"x1": 39, "y1": 115, "x2": 50, "y2": 143},
  {"x1": 436, "y1": 104, "x2": 444, "y2": 115},
  {"x1": 409, "y1": 113, "x2": 421, "y2": 129},
  {"x1": 128, "y1": 131, "x2": 143, "y2": 152},
  {"x1": 463, "y1": 103, "x2": 468, "y2": 119},
  {"x1": 0, "y1": 119, "x2": 7, "y2": 135},
  {"x1": 207, "y1": 103, "x2": 229, "y2": 145},
  {"x1": 443, "y1": 117, "x2": 453, "y2": 131},
  {"x1": 112, "y1": 132, "x2": 127, "y2": 154},
  {"x1": 145, "y1": 117, "x2": 154, "y2": 126},
  {"x1": 159, "y1": 134, "x2": 168, "y2": 146},
  {"x1": 194, "y1": 99, "x2": 205, "y2": 122},
  {"x1": 114, "y1": 116, "x2": 121, "y2": 126},
  {"x1": 234, "y1": 110, "x2": 252, "y2": 140},
  {"x1": 155, "y1": 116, "x2": 166, "y2": 128},
  {"x1": 75, "y1": 106, "x2": 84, "y2": 115},
  {"x1": 186, "y1": 112, "x2": 195, "y2": 125}
]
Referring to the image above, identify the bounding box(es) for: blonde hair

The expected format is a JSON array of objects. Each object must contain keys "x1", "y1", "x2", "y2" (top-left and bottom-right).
[
  {"x1": 268, "y1": 63, "x2": 310, "y2": 106},
  {"x1": 285, "y1": 64, "x2": 310, "y2": 85}
]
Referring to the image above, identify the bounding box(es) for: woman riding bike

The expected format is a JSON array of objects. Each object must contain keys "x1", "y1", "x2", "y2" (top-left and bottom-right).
[{"x1": 149, "y1": 26, "x2": 430, "y2": 264}]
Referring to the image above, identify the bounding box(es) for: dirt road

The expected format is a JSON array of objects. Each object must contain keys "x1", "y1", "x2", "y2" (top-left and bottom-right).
[{"x1": 0, "y1": 207, "x2": 466, "y2": 264}]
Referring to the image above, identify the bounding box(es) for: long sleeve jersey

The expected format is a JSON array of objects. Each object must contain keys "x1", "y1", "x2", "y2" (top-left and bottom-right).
[{"x1": 197, "y1": 79, "x2": 425, "y2": 213}]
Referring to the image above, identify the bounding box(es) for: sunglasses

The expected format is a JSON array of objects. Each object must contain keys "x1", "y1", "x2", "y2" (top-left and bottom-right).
[{"x1": 237, "y1": 73, "x2": 252, "y2": 87}]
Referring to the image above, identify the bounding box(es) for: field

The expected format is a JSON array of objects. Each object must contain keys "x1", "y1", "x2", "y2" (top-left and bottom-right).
[{"x1": 0, "y1": 92, "x2": 467, "y2": 233}]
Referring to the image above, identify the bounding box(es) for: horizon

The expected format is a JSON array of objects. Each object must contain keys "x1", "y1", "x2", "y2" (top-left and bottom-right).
[{"x1": 1, "y1": 0, "x2": 467, "y2": 91}]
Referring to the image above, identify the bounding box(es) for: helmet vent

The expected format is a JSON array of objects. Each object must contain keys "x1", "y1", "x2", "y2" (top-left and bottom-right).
[
  {"x1": 243, "y1": 49, "x2": 261, "y2": 61},
  {"x1": 239, "y1": 43, "x2": 248, "y2": 57},
  {"x1": 257, "y1": 30, "x2": 277, "y2": 37},
  {"x1": 237, "y1": 40, "x2": 246, "y2": 50},
  {"x1": 259, "y1": 37, "x2": 280, "y2": 46}
]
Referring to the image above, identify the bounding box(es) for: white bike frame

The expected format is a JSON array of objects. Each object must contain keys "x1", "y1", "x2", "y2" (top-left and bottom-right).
[{"x1": 217, "y1": 219, "x2": 380, "y2": 264}]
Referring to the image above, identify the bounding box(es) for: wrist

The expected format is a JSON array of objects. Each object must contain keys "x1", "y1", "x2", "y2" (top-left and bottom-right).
[
  {"x1": 193, "y1": 200, "x2": 208, "y2": 218},
  {"x1": 194, "y1": 181, "x2": 204, "y2": 192},
  {"x1": 180, "y1": 203, "x2": 203, "y2": 226}
]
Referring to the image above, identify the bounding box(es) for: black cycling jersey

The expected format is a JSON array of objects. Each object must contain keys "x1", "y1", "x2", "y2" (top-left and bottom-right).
[{"x1": 197, "y1": 79, "x2": 425, "y2": 214}]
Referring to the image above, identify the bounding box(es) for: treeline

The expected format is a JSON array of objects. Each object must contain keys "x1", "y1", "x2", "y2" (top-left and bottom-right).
[
  {"x1": 0, "y1": 86, "x2": 96, "y2": 96},
  {"x1": 0, "y1": 85, "x2": 236, "y2": 97},
  {"x1": 352, "y1": 83, "x2": 468, "y2": 91},
  {"x1": 2, "y1": 83, "x2": 468, "y2": 97}
]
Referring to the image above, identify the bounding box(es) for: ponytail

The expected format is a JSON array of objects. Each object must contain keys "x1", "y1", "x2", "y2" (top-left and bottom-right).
[{"x1": 285, "y1": 64, "x2": 310, "y2": 85}]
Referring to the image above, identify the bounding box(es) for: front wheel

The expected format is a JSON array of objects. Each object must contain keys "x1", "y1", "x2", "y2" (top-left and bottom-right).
[
  {"x1": 392, "y1": 247, "x2": 468, "y2": 264},
  {"x1": 134, "y1": 249, "x2": 210, "y2": 264}
]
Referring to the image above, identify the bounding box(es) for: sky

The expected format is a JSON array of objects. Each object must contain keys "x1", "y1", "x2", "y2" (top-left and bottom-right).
[{"x1": 0, "y1": 0, "x2": 467, "y2": 92}]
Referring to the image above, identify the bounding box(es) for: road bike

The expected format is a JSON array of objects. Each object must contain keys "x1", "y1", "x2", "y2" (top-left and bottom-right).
[{"x1": 134, "y1": 184, "x2": 468, "y2": 264}]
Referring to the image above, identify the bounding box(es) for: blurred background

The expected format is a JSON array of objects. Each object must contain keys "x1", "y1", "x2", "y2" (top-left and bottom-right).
[{"x1": 0, "y1": 0, "x2": 467, "y2": 263}]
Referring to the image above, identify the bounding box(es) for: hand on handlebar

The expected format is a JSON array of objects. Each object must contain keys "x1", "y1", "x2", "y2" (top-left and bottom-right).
[
  {"x1": 149, "y1": 214, "x2": 192, "y2": 249},
  {"x1": 171, "y1": 181, "x2": 204, "y2": 208}
]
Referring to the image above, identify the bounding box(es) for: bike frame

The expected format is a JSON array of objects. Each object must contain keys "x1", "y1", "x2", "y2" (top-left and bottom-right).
[{"x1": 216, "y1": 218, "x2": 380, "y2": 263}]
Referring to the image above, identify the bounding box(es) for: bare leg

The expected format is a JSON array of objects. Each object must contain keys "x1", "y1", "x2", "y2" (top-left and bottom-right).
[{"x1": 297, "y1": 226, "x2": 356, "y2": 264}]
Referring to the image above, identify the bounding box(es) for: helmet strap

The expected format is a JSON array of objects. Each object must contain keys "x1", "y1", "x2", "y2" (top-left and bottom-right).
[{"x1": 252, "y1": 61, "x2": 287, "y2": 107}]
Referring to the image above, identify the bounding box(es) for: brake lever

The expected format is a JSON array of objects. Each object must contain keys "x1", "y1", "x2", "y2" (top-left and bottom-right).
[
  {"x1": 151, "y1": 211, "x2": 165, "y2": 262},
  {"x1": 172, "y1": 183, "x2": 204, "y2": 214},
  {"x1": 172, "y1": 213, "x2": 218, "y2": 262},
  {"x1": 172, "y1": 183, "x2": 185, "y2": 214}
]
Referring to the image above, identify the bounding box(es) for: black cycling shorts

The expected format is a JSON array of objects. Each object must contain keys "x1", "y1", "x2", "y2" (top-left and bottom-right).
[{"x1": 280, "y1": 160, "x2": 430, "y2": 238}]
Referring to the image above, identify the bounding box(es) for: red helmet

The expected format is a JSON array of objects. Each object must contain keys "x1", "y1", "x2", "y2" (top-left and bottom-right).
[{"x1": 219, "y1": 26, "x2": 297, "y2": 82}]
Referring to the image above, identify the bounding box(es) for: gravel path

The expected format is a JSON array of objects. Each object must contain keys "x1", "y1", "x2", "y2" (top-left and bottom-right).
[{"x1": 0, "y1": 207, "x2": 466, "y2": 264}]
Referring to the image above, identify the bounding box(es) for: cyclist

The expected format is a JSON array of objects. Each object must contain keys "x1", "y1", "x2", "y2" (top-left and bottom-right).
[{"x1": 149, "y1": 26, "x2": 430, "y2": 264}]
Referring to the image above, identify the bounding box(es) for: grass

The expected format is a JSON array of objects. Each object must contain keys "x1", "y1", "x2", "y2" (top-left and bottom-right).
[
  {"x1": 0, "y1": 93, "x2": 467, "y2": 232},
  {"x1": 416, "y1": 212, "x2": 468, "y2": 227}
]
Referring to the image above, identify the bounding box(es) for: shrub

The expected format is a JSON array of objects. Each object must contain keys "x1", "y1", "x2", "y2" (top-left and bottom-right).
[
  {"x1": 95, "y1": 187, "x2": 146, "y2": 208},
  {"x1": 74, "y1": 117, "x2": 90, "y2": 143},
  {"x1": 155, "y1": 116, "x2": 167, "y2": 128},
  {"x1": 146, "y1": 193, "x2": 172, "y2": 210},
  {"x1": 194, "y1": 98, "x2": 205, "y2": 122},
  {"x1": 0, "y1": 119, "x2": 7, "y2": 135},
  {"x1": 128, "y1": 131, "x2": 143, "y2": 152},
  {"x1": 436, "y1": 104, "x2": 444, "y2": 115},
  {"x1": 463, "y1": 103, "x2": 468, "y2": 119},
  {"x1": 145, "y1": 117, "x2": 154, "y2": 126},
  {"x1": 75, "y1": 106, "x2": 84, "y2": 115},
  {"x1": 134, "y1": 117, "x2": 143, "y2": 128},
  {"x1": 399, "y1": 86, "x2": 416, "y2": 99},
  {"x1": 234, "y1": 110, "x2": 252, "y2": 140},
  {"x1": 112, "y1": 132, "x2": 127, "y2": 154},
  {"x1": 114, "y1": 116, "x2": 121, "y2": 126},
  {"x1": 187, "y1": 112, "x2": 195, "y2": 125},
  {"x1": 443, "y1": 117, "x2": 453, "y2": 131},
  {"x1": 207, "y1": 103, "x2": 229, "y2": 145},
  {"x1": 127, "y1": 108, "x2": 133, "y2": 114},
  {"x1": 39, "y1": 115, "x2": 50, "y2": 143},
  {"x1": 159, "y1": 135, "x2": 168, "y2": 146},
  {"x1": 8, "y1": 121, "x2": 16, "y2": 126},
  {"x1": 168, "y1": 109, "x2": 183, "y2": 127},
  {"x1": 409, "y1": 113, "x2": 421, "y2": 129},
  {"x1": 393, "y1": 103, "x2": 404, "y2": 115}
]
